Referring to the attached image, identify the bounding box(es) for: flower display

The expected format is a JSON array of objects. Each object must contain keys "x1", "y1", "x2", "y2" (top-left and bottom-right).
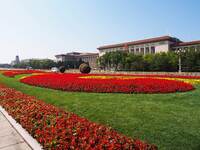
[
  {"x1": 20, "y1": 73, "x2": 194, "y2": 94},
  {"x1": 81, "y1": 75, "x2": 200, "y2": 85},
  {"x1": 2, "y1": 70, "x2": 44, "y2": 77},
  {"x1": 0, "y1": 84, "x2": 157, "y2": 150},
  {"x1": 162, "y1": 78, "x2": 200, "y2": 85}
]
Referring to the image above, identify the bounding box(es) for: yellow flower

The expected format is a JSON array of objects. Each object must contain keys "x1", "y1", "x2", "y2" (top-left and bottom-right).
[{"x1": 80, "y1": 75, "x2": 200, "y2": 85}]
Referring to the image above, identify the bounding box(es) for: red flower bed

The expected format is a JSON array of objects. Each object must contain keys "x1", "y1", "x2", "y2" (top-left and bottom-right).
[
  {"x1": 2, "y1": 70, "x2": 44, "y2": 77},
  {"x1": 20, "y1": 73, "x2": 194, "y2": 94},
  {"x1": 0, "y1": 84, "x2": 157, "y2": 149}
]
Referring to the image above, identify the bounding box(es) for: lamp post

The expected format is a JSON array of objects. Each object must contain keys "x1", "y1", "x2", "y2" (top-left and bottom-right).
[
  {"x1": 175, "y1": 48, "x2": 185, "y2": 73},
  {"x1": 178, "y1": 52, "x2": 182, "y2": 73}
]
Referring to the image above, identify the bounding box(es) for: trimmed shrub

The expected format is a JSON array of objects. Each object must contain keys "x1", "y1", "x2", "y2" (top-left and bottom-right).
[
  {"x1": 79, "y1": 63, "x2": 91, "y2": 74},
  {"x1": 59, "y1": 66, "x2": 66, "y2": 73}
]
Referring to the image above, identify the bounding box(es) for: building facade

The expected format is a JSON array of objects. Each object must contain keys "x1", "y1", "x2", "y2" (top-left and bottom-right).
[
  {"x1": 80, "y1": 53, "x2": 99, "y2": 68},
  {"x1": 55, "y1": 52, "x2": 99, "y2": 68},
  {"x1": 172, "y1": 40, "x2": 200, "y2": 51},
  {"x1": 97, "y1": 36, "x2": 200, "y2": 56}
]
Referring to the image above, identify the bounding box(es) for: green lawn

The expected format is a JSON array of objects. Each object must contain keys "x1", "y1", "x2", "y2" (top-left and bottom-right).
[{"x1": 0, "y1": 73, "x2": 200, "y2": 150}]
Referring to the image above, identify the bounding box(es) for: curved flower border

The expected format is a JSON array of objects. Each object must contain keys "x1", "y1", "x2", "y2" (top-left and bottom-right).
[
  {"x1": 0, "y1": 84, "x2": 157, "y2": 149},
  {"x1": 2, "y1": 70, "x2": 44, "y2": 77},
  {"x1": 20, "y1": 73, "x2": 194, "y2": 94}
]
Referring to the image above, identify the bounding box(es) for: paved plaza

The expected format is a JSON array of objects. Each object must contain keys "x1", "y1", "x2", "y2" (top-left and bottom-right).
[{"x1": 0, "y1": 112, "x2": 31, "y2": 150}]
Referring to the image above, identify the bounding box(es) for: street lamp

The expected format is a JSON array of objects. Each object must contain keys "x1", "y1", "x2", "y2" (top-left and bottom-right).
[{"x1": 175, "y1": 48, "x2": 185, "y2": 73}]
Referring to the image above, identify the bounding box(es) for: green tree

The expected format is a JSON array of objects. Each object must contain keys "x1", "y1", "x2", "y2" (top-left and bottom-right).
[{"x1": 98, "y1": 49, "x2": 200, "y2": 72}]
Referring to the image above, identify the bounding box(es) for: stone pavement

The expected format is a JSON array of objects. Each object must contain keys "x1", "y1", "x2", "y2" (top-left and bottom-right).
[{"x1": 0, "y1": 111, "x2": 32, "y2": 150}]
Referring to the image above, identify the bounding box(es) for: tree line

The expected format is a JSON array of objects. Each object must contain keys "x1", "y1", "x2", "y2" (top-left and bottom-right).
[
  {"x1": 13, "y1": 59, "x2": 57, "y2": 69},
  {"x1": 98, "y1": 48, "x2": 200, "y2": 72},
  {"x1": 13, "y1": 59, "x2": 85, "y2": 69}
]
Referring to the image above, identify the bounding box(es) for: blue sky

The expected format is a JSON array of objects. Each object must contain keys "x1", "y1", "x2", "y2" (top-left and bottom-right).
[{"x1": 0, "y1": 0, "x2": 200, "y2": 63}]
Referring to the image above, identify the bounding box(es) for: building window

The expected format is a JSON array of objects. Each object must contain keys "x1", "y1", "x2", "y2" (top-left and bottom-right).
[
  {"x1": 140, "y1": 48, "x2": 144, "y2": 55},
  {"x1": 145, "y1": 47, "x2": 150, "y2": 54},
  {"x1": 136, "y1": 48, "x2": 139, "y2": 54},
  {"x1": 131, "y1": 48, "x2": 134, "y2": 53},
  {"x1": 151, "y1": 46, "x2": 155, "y2": 54}
]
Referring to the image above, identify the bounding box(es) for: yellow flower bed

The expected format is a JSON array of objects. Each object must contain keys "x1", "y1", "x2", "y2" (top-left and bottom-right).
[
  {"x1": 80, "y1": 75, "x2": 200, "y2": 85},
  {"x1": 80, "y1": 75, "x2": 143, "y2": 80},
  {"x1": 162, "y1": 78, "x2": 200, "y2": 85},
  {"x1": 19, "y1": 73, "x2": 46, "y2": 80}
]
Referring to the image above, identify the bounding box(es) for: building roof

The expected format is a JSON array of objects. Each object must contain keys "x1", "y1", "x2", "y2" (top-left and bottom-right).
[
  {"x1": 175, "y1": 40, "x2": 200, "y2": 47},
  {"x1": 55, "y1": 52, "x2": 80, "y2": 57},
  {"x1": 55, "y1": 52, "x2": 99, "y2": 57},
  {"x1": 98, "y1": 36, "x2": 181, "y2": 50},
  {"x1": 79, "y1": 53, "x2": 99, "y2": 56},
  {"x1": 55, "y1": 54, "x2": 66, "y2": 57}
]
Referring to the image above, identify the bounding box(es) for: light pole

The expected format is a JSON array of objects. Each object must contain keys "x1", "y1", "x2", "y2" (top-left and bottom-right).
[{"x1": 175, "y1": 48, "x2": 185, "y2": 73}]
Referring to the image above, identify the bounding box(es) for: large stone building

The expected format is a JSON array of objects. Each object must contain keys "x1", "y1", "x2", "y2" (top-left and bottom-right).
[
  {"x1": 55, "y1": 52, "x2": 99, "y2": 68},
  {"x1": 97, "y1": 35, "x2": 200, "y2": 56}
]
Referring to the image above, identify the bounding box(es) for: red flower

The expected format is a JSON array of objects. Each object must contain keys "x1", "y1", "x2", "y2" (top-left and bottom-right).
[
  {"x1": 0, "y1": 84, "x2": 157, "y2": 150},
  {"x1": 20, "y1": 73, "x2": 194, "y2": 94},
  {"x1": 2, "y1": 70, "x2": 44, "y2": 77}
]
